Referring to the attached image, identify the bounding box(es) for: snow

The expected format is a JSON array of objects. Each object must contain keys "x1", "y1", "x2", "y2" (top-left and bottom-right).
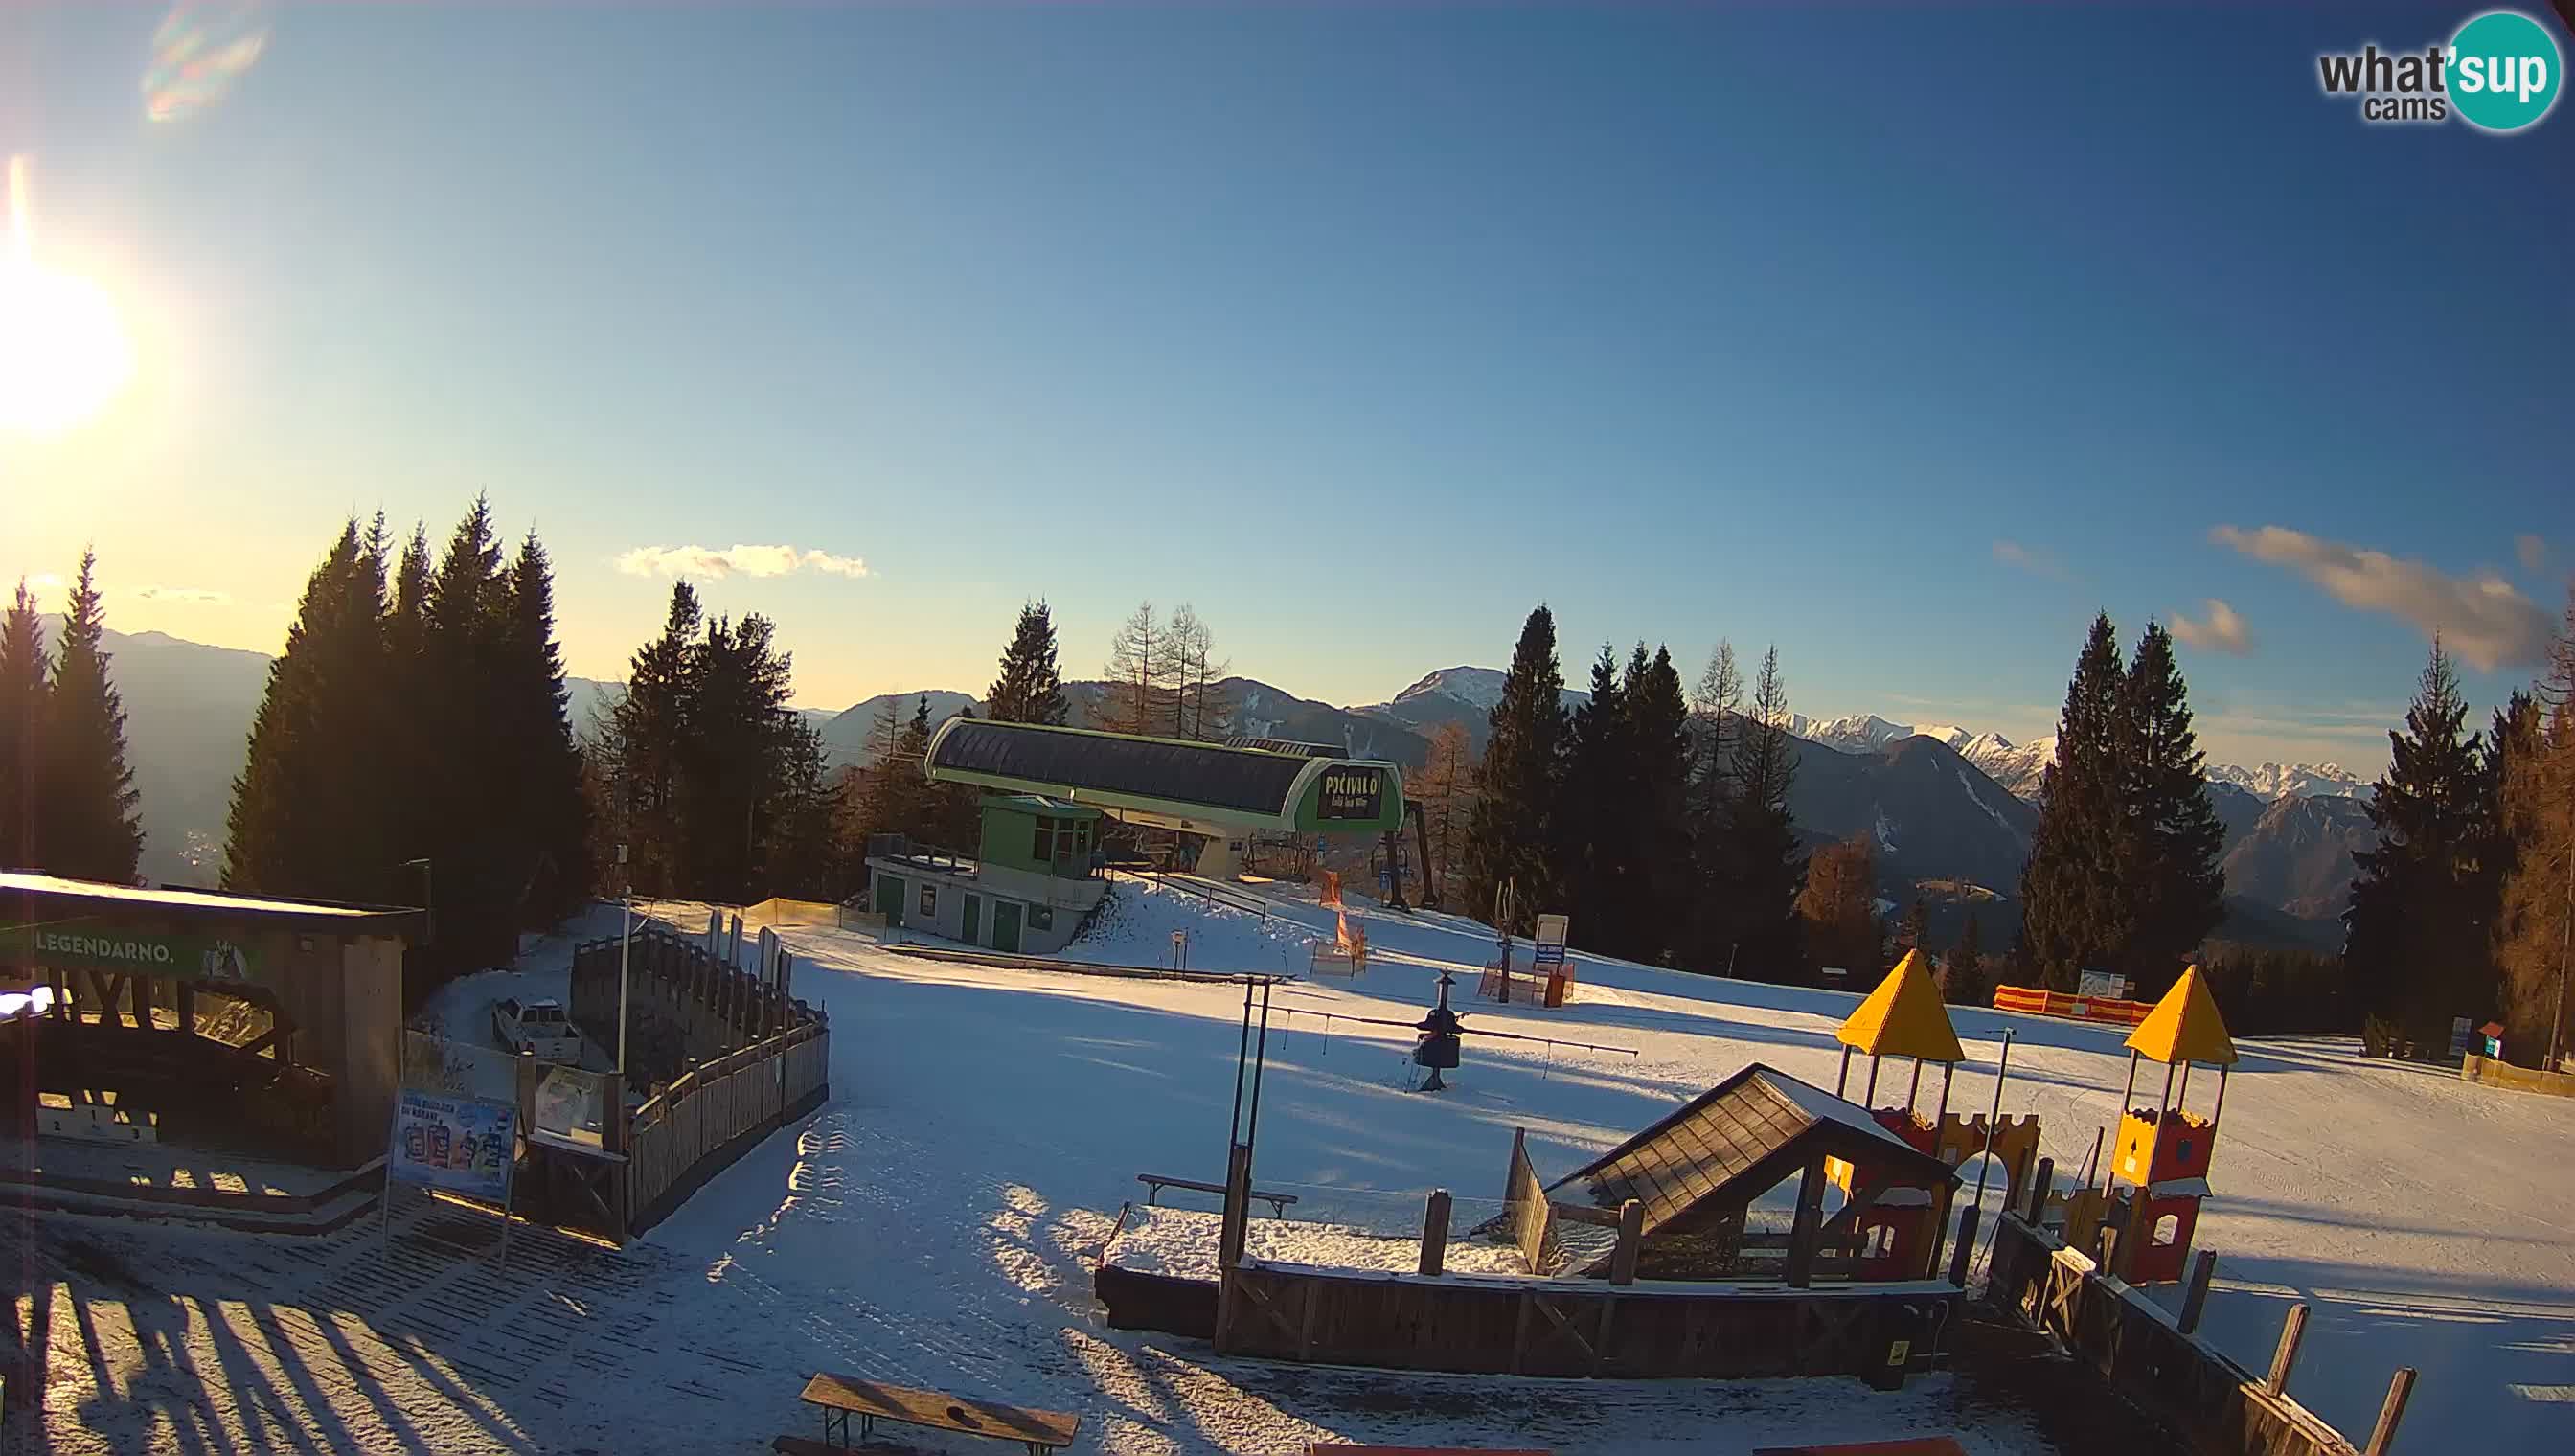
[
  {"x1": 1958, "y1": 767, "x2": 2024, "y2": 837},
  {"x1": 26, "y1": 876, "x2": 2575, "y2": 1453},
  {"x1": 1104, "y1": 1204, "x2": 1527, "y2": 1282}
]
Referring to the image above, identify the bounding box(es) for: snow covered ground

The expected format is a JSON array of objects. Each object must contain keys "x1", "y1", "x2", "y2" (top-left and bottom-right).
[{"x1": 22, "y1": 877, "x2": 2575, "y2": 1453}]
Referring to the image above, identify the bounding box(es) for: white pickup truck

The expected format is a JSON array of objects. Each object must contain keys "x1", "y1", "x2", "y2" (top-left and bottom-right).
[{"x1": 491, "y1": 997, "x2": 584, "y2": 1063}]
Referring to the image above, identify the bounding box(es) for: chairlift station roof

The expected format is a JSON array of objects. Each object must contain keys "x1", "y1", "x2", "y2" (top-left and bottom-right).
[{"x1": 924, "y1": 718, "x2": 1404, "y2": 835}]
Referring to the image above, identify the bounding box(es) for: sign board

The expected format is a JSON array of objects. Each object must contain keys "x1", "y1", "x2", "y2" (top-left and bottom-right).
[
  {"x1": 387, "y1": 1089, "x2": 516, "y2": 1202},
  {"x1": 2449, "y1": 1016, "x2": 2474, "y2": 1058},
  {"x1": 1316, "y1": 765, "x2": 1386, "y2": 822},
  {"x1": 28, "y1": 926, "x2": 258, "y2": 987},
  {"x1": 2076, "y1": 969, "x2": 2131, "y2": 1001},
  {"x1": 532, "y1": 1066, "x2": 604, "y2": 1148},
  {"x1": 1533, "y1": 913, "x2": 1570, "y2": 967}
]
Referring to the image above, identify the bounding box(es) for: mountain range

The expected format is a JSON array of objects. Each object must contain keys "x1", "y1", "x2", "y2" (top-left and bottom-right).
[{"x1": 40, "y1": 632, "x2": 2375, "y2": 952}]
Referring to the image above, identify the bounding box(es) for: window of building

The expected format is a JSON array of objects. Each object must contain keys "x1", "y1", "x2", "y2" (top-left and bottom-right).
[
  {"x1": 1029, "y1": 903, "x2": 1055, "y2": 931},
  {"x1": 919, "y1": 883, "x2": 936, "y2": 917},
  {"x1": 1034, "y1": 819, "x2": 1055, "y2": 861}
]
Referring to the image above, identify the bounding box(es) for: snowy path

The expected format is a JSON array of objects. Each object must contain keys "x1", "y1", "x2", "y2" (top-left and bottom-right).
[{"x1": 22, "y1": 880, "x2": 2575, "y2": 1451}]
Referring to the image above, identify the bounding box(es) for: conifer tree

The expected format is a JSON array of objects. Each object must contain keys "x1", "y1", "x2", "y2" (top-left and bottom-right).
[
  {"x1": 226, "y1": 520, "x2": 393, "y2": 901},
  {"x1": 1557, "y1": 643, "x2": 1630, "y2": 947},
  {"x1": 2020, "y1": 613, "x2": 2131, "y2": 990},
  {"x1": 417, "y1": 497, "x2": 519, "y2": 964},
  {"x1": 0, "y1": 580, "x2": 52, "y2": 870},
  {"x1": 1627, "y1": 644, "x2": 1693, "y2": 965},
  {"x1": 1944, "y1": 911, "x2": 1988, "y2": 1007},
  {"x1": 986, "y1": 602, "x2": 1070, "y2": 725},
  {"x1": 1895, "y1": 893, "x2": 1927, "y2": 964},
  {"x1": 604, "y1": 583, "x2": 703, "y2": 897},
  {"x1": 2116, "y1": 622, "x2": 2227, "y2": 997},
  {"x1": 498, "y1": 531, "x2": 591, "y2": 920},
  {"x1": 42, "y1": 550, "x2": 144, "y2": 883},
  {"x1": 2346, "y1": 641, "x2": 2492, "y2": 1043},
  {"x1": 1713, "y1": 645, "x2": 1804, "y2": 977},
  {"x1": 1463, "y1": 605, "x2": 1567, "y2": 931}
]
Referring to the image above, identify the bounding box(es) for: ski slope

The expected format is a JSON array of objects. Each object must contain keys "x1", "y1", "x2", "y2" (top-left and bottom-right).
[{"x1": 28, "y1": 879, "x2": 2574, "y2": 1453}]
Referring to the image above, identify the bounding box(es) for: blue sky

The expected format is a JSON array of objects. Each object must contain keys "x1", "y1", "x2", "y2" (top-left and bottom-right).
[{"x1": 3, "y1": 3, "x2": 2568, "y2": 771}]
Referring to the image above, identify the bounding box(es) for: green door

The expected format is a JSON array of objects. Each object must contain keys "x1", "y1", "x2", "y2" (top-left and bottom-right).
[
  {"x1": 961, "y1": 893, "x2": 983, "y2": 945},
  {"x1": 876, "y1": 873, "x2": 905, "y2": 926},
  {"x1": 992, "y1": 900, "x2": 1022, "y2": 954}
]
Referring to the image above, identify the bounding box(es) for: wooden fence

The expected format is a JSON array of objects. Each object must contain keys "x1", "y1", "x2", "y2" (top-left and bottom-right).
[
  {"x1": 623, "y1": 1019, "x2": 829, "y2": 1235},
  {"x1": 1214, "y1": 1262, "x2": 1956, "y2": 1379},
  {"x1": 1987, "y1": 1209, "x2": 2413, "y2": 1456},
  {"x1": 2459, "y1": 1052, "x2": 2575, "y2": 1098}
]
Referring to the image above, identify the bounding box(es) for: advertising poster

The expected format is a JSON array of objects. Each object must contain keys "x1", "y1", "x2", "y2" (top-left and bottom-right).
[{"x1": 387, "y1": 1088, "x2": 516, "y2": 1201}]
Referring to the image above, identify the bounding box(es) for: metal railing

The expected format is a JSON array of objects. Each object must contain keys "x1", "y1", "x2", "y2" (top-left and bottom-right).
[{"x1": 1105, "y1": 863, "x2": 1267, "y2": 921}]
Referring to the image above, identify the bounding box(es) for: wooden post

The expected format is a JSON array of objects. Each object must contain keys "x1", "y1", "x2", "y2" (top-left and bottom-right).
[
  {"x1": 2028, "y1": 1156, "x2": 2055, "y2": 1223},
  {"x1": 1785, "y1": 1158, "x2": 1826, "y2": 1289},
  {"x1": 2363, "y1": 1367, "x2": 2418, "y2": 1455},
  {"x1": 1948, "y1": 1200, "x2": 1980, "y2": 1287},
  {"x1": 1218, "y1": 1143, "x2": 1254, "y2": 1272},
  {"x1": 2179, "y1": 1250, "x2": 2218, "y2": 1333},
  {"x1": 1418, "y1": 1189, "x2": 1451, "y2": 1276},
  {"x1": 1608, "y1": 1199, "x2": 1644, "y2": 1285},
  {"x1": 2266, "y1": 1302, "x2": 2310, "y2": 1396}
]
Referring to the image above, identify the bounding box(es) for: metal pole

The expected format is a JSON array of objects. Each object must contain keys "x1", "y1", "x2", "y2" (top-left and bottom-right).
[
  {"x1": 1967, "y1": 1030, "x2": 2014, "y2": 1240},
  {"x1": 1835, "y1": 1044, "x2": 1853, "y2": 1098},
  {"x1": 616, "y1": 896, "x2": 634, "y2": 1085},
  {"x1": 1863, "y1": 1055, "x2": 1880, "y2": 1106},
  {"x1": 1245, "y1": 982, "x2": 1273, "y2": 1152},
  {"x1": 1905, "y1": 1057, "x2": 1923, "y2": 1114},
  {"x1": 2120, "y1": 1052, "x2": 2139, "y2": 1114}
]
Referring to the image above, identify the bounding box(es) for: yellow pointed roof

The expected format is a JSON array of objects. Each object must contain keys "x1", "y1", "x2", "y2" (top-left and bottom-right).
[
  {"x1": 2125, "y1": 966, "x2": 2237, "y2": 1066},
  {"x1": 1837, "y1": 950, "x2": 1964, "y2": 1063}
]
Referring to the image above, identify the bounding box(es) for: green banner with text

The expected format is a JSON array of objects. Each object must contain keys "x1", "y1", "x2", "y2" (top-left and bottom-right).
[{"x1": 20, "y1": 925, "x2": 260, "y2": 986}]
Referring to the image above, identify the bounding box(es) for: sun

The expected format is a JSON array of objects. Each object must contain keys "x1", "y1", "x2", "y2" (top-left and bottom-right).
[{"x1": 0, "y1": 156, "x2": 136, "y2": 436}]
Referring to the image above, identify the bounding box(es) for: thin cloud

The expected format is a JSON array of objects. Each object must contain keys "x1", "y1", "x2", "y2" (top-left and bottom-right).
[
  {"x1": 615, "y1": 544, "x2": 871, "y2": 581},
  {"x1": 2170, "y1": 598, "x2": 2254, "y2": 656},
  {"x1": 136, "y1": 585, "x2": 233, "y2": 605},
  {"x1": 2518, "y1": 534, "x2": 2547, "y2": 575},
  {"x1": 1992, "y1": 539, "x2": 2070, "y2": 582},
  {"x1": 2210, "y1": 524, "x2": 2552, "y2": 672}
]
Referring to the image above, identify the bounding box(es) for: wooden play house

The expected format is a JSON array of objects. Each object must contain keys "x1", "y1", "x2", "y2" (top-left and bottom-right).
[{"x1": 2108, "y1": 965, "x2": 2235, "y2": 1285}]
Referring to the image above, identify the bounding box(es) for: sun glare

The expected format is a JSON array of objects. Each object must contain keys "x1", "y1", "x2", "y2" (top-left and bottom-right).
[{"x1": 1, "y1": 155, "x2": 137, "y2": 436}]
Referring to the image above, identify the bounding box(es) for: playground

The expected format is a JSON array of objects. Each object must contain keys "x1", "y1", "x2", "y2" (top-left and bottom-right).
[{"x1": 17, "y1": 876, "x2": 2575, "y2": 1452}]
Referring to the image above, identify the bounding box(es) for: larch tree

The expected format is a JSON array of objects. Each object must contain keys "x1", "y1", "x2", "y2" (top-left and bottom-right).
[
  {"x1": 1412, "y1": 719, "x2": 1478, "y2": 902},
  {"x1": 1715, "y1": 645, "x2": 1804, "y2": 978},
  {"x1": 42, "y1": 550, "x2": 145, "y2": 883},
  {"x1": 1797, "y1": 835, "x2": 1880, "y2": 978},
  {"x1": 2345, "y1": 641, "x2": 2493, "y2": 1045},
  {"x1": 1165, "y1": 603, "x2": 1231, "y2": 739},
  {"x1": 0, "y1": 580, "x2": 53, "y2": 870},
  {"x1": 2496, "y1": 587, "x2": 2575, "y2": 1065},
  {"x1": 1102, "y1": 601, "x2": 1170, "y2": 737},
  {"x1": 1462, "y1": 605, "x2": 1567, "y2": 932},
  {"x1": 1683, "y1": 638, "x2": 1743, "y2": 967},
  {"x1": 986, "y1": 601, "x2": 1070, "y2": 725}
]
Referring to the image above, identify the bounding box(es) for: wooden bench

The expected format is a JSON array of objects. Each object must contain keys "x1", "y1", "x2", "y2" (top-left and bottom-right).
[
  {"x1": 790, "y1": 1373, "x2": 1081, "y2": 1454},
  {"x1": 1137, "y1": 1173, "x2": 1297, "y2": 1217}
]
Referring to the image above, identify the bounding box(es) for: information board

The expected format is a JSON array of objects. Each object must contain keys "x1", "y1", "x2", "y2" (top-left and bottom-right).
[
  {"x1": 2076, "y1": 968, "x2": 2131, "y2": 1002},
  {"x1": 1316, "y1": 765, "x2": 1386, "y2": 821},
  {"x1": 387, "y1": 1089, "x2": 516, "y2": 1201},
  {"x1": 1533, "y1": 913, "x2": 1570, "y2": 967}
]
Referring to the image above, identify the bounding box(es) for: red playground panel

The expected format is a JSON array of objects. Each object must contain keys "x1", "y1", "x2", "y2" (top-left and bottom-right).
[{"x1": 1750, "y1": 1432, "x2": 1967, "y2": 1443}]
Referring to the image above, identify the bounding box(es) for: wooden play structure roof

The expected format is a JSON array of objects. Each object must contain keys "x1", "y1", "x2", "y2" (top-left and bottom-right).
[
  {"x1": 1545, "y1": 1062, "x2": 1957, "y2": 1237},
  {"x1": 2125, "y1": 965, "x2": 2237, "y2": 1067},
  {"x1": 1836, "y1": 950, "x2": 1964, "y2": 1064}
]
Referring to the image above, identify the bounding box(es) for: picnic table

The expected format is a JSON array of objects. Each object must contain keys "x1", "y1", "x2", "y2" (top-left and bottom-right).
[{"x1": 785, "y1": 1372, "x2": 1081, "y2": 1454}]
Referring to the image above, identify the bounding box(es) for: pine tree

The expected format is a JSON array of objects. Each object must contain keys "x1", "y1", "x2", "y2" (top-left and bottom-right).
[
  {"x1": 497, "y1": 531, "x2": 591, "y2": 921},
  {"x1": 418, "y1": 497, "x2": 518, "y2": 966},
  {"x1": 0, "y1": 580, "x2": 52, "y2": 870},
  {"x1": 986, "y1": 602, "x2": 1070, "y2": 725},
  {"x1": 1713, "y1": 645, "x2": 1804, "y2": 978},
  {"x1": 2346, "y1": 641, "x2": 2492, "y2": 1044},
  {"x1": 1463, "y1": 605, "x2": 1568, "y2": 931},
  {"x1": 1557, "y1": 643, "x2": 1630, "y2": 948},
  {"x1": 1895, "y1": 894, "x2": 1927, "y2": 964},
  {"x1": 604, "y1": 583, "x2": 703, "y2": 897},
  {"x1": 2020, "y1": 613, "x2": 2131, "y2": 990},
  {"x1": 1627, "y1": 645, "x2": 1693, "y2": 965},
  {"x1": 1944, "y1": 912, "x2": 1989, "y2": 1007},
  {"x1": 226, "y1": 520, "x2": 394, "y2": 901},
  {"x1": 2116, "y1": 622, "x2": 2227, "y2": 998},
  {"x1": 2496, "y1": 586, "x2": 2575, "y2": 1065},
  {"x1": 42, "y1": 550, "x2": 145, "y2": 883}
]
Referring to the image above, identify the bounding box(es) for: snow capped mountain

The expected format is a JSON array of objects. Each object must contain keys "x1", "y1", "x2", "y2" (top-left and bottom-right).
[
  {"x1": 1353, "y1": 665, "x2": 1590, "y2": 741},
  {"x1": 1788, "y1": 714, "x2": 1981, "y2": 754},
  {"x1": 2208, "y1": 762, "x2": 2368, "y2": 800}
]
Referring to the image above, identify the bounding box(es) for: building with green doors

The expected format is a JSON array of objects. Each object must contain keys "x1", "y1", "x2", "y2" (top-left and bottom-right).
[{"x1": 864, "y1": 796, "x2": 1106, "y2": 956}]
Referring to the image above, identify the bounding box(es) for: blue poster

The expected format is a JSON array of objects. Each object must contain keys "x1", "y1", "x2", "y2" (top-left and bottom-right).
[{"x1": 388, "y1": 1088, "x2": 517, "y2": 1201}]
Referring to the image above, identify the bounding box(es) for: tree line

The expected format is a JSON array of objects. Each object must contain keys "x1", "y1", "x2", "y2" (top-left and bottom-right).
[
  {"x1": 2344, "y1": 586, "x2": 2575, "y2": 1068},
  {"x1": 223, "y1": 504, "x2": 591, "y2": 992},
  {"x1": 1, "y1": 552, "x2": 146, "y2": 885},
  {"x1": 1453, "y1": 605, "x2": 1806, "y2": 977}
]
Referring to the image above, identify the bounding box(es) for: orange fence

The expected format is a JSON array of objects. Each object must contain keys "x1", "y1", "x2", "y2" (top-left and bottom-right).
[{"x1": 1991, "y1": 984, "x2": 2153, "y2": 1027}]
